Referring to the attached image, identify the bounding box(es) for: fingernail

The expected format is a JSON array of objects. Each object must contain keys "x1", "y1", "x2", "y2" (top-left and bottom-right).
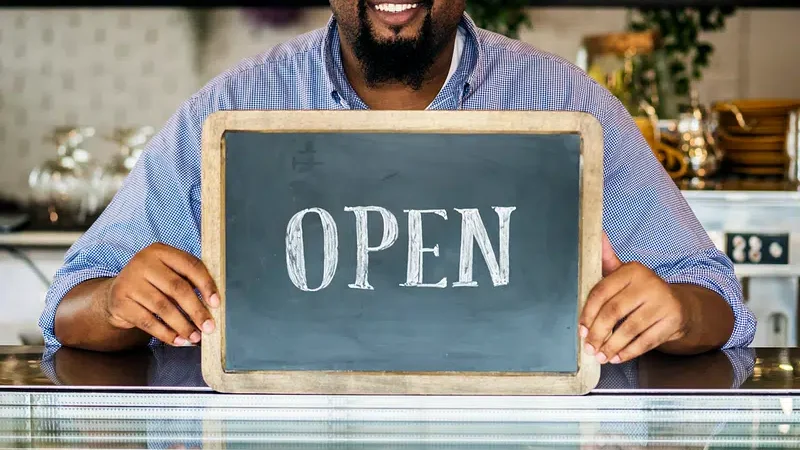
[
  {"x1": 202, "y1": 319, "x2": 215, "y2": 334},
  {"x1": 173, "y1": 337, "x2": 191, "y2": 347},
  {"x1": 579, "y1": 326, "x2": 588, "y2": 338},
  {"x1": 610, "y1": 355, "x2": 621, "y2": 364},
  {"x1": 209, "y1": 293, "x2": 220, "y2": 308},
  {"x1": 189, "y1": 331, "x2": 201, "y2": 343},
  {"x1": 596, "y1": 353, "x2": 607, "y2": 364},
  {"x1": 584, "y1": 343, "x2": 595, "y2": 355}
]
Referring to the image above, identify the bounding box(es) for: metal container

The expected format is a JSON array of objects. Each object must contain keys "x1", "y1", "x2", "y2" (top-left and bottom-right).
[
  {"x1": 675, "y1": 91, "x2": 722, "y2": 182},
  {"x1": 28, "y1": 127, "x2": 99, "y2": 227},
  {"x1": 96, "y1": 126, "x2": 155, "y2": 207}
]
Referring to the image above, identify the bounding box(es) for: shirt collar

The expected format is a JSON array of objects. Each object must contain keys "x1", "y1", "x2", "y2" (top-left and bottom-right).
[{"x1": 321, "y1": 12, "x2": 482, "y2": 110}]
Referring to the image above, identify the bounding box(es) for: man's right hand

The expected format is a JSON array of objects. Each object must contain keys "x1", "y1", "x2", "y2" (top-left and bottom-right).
[{"x1": 103, "y1": 243, "x2": 220, "y2": 346}]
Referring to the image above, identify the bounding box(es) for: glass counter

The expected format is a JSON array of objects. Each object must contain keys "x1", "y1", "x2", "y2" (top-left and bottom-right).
[{"x1": 1, "y1": 345, "x2": 799, "y2": 448}]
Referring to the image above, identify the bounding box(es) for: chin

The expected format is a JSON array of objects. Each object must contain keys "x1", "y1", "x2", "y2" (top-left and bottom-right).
[
  {"x1": 366, "y1": 15, "x2": 425, "y2": 40},
  {"x1": 370, "y1": 25, "x2": 423, "y2": 44}
]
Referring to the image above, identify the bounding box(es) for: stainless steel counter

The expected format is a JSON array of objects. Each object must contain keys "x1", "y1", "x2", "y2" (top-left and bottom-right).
[{"x1": 1, "y1": 345, "x2": 800, "y2": 448}]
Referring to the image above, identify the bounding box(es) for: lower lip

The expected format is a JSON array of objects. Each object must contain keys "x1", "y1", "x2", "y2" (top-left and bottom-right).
[{"x1": 368, "y1": 4, "x2": 424, "y2": 27}]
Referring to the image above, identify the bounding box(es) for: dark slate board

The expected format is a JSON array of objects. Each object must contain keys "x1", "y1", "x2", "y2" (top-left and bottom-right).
[{"x1": 223, "y1": 131, "x2": 581, "y2": 374}]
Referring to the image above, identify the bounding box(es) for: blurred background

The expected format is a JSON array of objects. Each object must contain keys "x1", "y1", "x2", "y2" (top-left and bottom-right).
[{"x1": 1, "y1": 5, "x2": 799, "y2": 348}]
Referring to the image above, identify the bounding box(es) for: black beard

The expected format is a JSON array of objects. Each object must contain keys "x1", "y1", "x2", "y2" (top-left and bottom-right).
[{"x1": 352, "y1": 0, "x2": 444, "y2": 90}]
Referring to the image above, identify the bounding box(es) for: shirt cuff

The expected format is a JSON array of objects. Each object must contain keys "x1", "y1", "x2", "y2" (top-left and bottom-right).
[
  {"x1": 39, "y1": 267, "x2": 119, "y2": 348},
  {"x1": 662, "y1": 266, "x2": 757, "y2": 350}
]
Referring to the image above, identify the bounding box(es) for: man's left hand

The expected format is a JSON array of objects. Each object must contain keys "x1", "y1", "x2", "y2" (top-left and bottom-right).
[{"x1": 579, "y1": 233, "x2": 693, "y2": 364}]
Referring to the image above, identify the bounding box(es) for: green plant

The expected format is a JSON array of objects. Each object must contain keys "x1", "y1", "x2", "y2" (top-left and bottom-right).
[
  {"x1": 466, "y1": 0, "x2": 532, "y2": 39},
  {"x1": 627, "y1": 7, "x2": 735, "y2": 115}
]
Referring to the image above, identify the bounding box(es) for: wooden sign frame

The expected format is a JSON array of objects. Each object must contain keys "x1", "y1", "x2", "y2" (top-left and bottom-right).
[{"x1": 200, "y1": 110, "x2": 604, "y2": 395}]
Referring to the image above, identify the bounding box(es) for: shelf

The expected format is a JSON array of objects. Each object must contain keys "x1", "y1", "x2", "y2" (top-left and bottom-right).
[{"x1": 0, "y1": 231, "x2": 83, "y2": 248}]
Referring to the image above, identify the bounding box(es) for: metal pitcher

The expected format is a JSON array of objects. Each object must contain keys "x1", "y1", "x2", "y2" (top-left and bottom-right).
[{"x1": 676, "y1": 90, "x2": 722, "y2": 180}]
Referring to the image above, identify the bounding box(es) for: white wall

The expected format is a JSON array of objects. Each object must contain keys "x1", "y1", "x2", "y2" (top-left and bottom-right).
[{"x1": 0, "y1": 7, "x2": 799, "y2": 201}]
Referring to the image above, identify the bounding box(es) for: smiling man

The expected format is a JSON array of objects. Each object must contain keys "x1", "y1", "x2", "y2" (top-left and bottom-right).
[{"x1": 42, "y1": 1, "x2": 756, "y2": 363}]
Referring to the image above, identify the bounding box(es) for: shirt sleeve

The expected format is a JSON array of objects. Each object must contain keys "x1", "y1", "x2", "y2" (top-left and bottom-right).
[
  {"x1": 39, "y1": 100, "x2": 205, "y2": 348},
  {"x1": 598, "y1": 93, "x2": 757, "y2": 350}
]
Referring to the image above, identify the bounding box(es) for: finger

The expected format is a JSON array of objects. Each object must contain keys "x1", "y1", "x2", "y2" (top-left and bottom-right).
[
  {"x1": 133, "y1": 280, "x2": 201, "y2": 343},
  {"x1": 579, "y1": 265, "x2": 634, "y2": 338},
  {"x1": 124, "y1": 301, "x2": 189, "y2": 346},
  {"x1": 584, "y1": 286, "x2": 644, "y2": 359},
  {"x1": 611, "y1": 319, "x2": 674, "y2": 364},
  {"x1": 156, "y1": 246, "x2": 220, "y2": 308},
  {"x1": 597, "y1": 303, "x2": 660, "y2": 363},
  {"x1": 602, "y1": 232, "x2": 623, "y2": 277},
  {"x1": 147, "y1": 264, "x2": 214, "y2": 336}
]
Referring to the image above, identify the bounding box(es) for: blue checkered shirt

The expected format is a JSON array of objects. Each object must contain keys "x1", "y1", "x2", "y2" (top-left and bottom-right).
[{"x1": 39, "y1": 13, "x2": 756, "y2": 349}]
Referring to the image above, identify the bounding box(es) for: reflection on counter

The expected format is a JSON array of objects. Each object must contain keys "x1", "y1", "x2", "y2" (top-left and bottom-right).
[
  {"x1": 0, "y1": 345, "x2": 763, "y2": 391},
  {"x1": 748, "y1": 347, "x2": 800, "y2": 389}
]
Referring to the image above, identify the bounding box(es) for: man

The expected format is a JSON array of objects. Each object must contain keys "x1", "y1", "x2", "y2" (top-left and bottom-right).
[{"x1": 42, "y1": 0, "x2": 756, "y2": 364}]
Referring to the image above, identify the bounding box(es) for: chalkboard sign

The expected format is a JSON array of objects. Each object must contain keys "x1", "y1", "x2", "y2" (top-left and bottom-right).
[{"x1": 201, "y1": 110, "x2": 603, "y2": 395}]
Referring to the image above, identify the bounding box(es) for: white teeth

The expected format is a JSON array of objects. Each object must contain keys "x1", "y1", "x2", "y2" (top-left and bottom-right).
[{"x1": 374, "y1": 3, "x2": 419, "y2": 13}]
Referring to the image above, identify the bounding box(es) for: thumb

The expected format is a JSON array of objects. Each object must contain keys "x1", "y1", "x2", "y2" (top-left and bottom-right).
[{"x1": 602, "y1": 232, "x2": 623, "y2": 277}]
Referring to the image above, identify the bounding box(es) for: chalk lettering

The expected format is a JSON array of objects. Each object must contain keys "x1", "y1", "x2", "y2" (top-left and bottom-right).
[
  {"x1": 284, "y1": 206, "x2": 516, "y2": 291},
  {"x1": 285, "y1": 208, "x2": 338, "y2": 291},
  {"x1": 400, "y1": 209, "x2": 448, "y2": 288},
  {"x1": 453, "y1": 207, "x2": 516, "y2": 287},
  {"x1": 344, "y1": 206, "x2": 399, "y2": 290}
]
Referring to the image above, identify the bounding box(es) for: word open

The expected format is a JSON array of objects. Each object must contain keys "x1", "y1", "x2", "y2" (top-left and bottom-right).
[{"x1": 285, "y1": 206, "x2": 516, "y2": 291}]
